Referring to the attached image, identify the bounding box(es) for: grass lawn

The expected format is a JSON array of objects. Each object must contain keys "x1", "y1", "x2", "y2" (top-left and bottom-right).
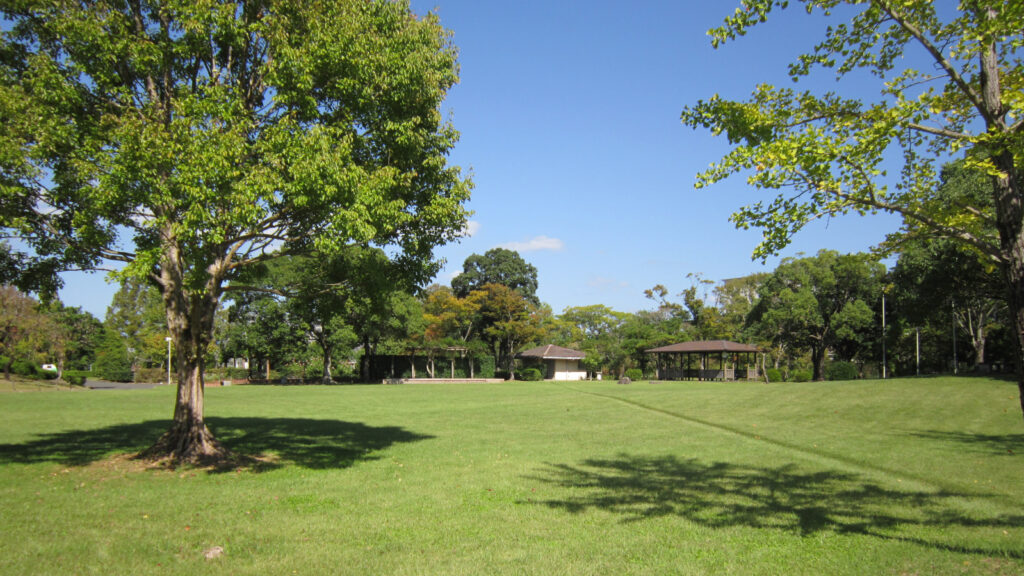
[{"x1": 1, "y1": 377, "x2": 1023, "y2": 575}]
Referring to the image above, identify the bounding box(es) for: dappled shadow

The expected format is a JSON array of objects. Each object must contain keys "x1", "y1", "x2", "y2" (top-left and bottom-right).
[
  {"x1": 0, "y1": 417, "x2": 432, "y2": 471},
  {"x1": 910, "y1": 430, "x2": 1024, "y2": 456},
  {"x1": 528, "y1": 454, "x2": 1024, "y2": 557}
]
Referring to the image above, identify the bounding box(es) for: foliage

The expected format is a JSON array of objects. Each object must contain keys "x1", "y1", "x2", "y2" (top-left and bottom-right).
[
  {"x1": 0, "y1": 0, "x2": 471, "y2": 460},
  {"x1": 824, "y1": 361, "x2": 859, "y2": 382},
  {"x1": 477, "y1": 284, "x2": 544, "y2": 377},
  {"x1": 748, "y1": 250, "x2": 884, "y2": 381},
  {"x1": 624, "y1": 368, "x2": 643, "y2": 381},
  {"x1": 889, "y1": 161, "x2": 1011, "y2": 369},
  {"x1": 789, "y1": 370, "x2": 812, "y2": 383},
  {"x1": 0, "y1": 285, "x2": 61, "y2": 379},
  {"x1": 452, "y1": 249, "x2": 539, "y2": 304},
  {"x1": 517, "y1": 368, "x2": 543, "y2": 381},
  {"x1": 61, "y1": 370, "x2": 89, "y2": 386},
  {"x1": 764, "y1": 367, "x2": 783, "y2": 383},
  {"x1": 682, "y1": 0, "x2": 1024, "y2": 413},
  {"x1": 105, "y1": 278, "x2": 167, "y2": 371}
]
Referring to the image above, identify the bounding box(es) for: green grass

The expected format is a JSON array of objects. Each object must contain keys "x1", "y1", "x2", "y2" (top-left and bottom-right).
[{"x1": 2, "y1": 377, "x2": 1024, "y2": 574}]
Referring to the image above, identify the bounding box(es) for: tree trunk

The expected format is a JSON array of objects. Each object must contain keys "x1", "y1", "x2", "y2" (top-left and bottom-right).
[
  {"x1": 321, "y1": 340, "x2": 334, "y2": 384},
  {"x1": 142, "y1": 240, "x2": 230, "y2": 464},
  {"x1": 811, "y1": 345, "x2": 825, "y2": 381}
]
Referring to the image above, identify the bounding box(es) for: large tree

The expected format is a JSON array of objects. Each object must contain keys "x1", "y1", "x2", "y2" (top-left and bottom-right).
[
  {"x1": 682, "y1": 2, "x2": 1024, "y2": 413},
  {"x1": 0, "y1": 0, "x2": 470, "y2": 462},
  {"x1": 748, "y1": 250, "x2": 885, "y2": 381}
]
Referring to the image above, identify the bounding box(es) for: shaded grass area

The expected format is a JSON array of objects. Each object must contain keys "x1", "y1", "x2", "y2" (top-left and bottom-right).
[
  {"x1": 1, "y1": 379, "x2": 1024, "y2": 574},
  {"x1": 530, "y1": 454, "x2": 1024, "y2": 558},
  {"x1": 0, "y1": 417, "x2": 432, "y2": 470}
]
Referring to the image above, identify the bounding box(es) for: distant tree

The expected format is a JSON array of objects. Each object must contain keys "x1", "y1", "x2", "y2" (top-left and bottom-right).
[
  {"x1": 749, "y1": 251, "x2": 885, "y2": 381},
  {"x1": 0, "y1": 286, "x2": 53, "y2": 379},
  {"x1": 39, "y1": 301, "x2": 105, "y2": 372},
  {"x1": 452, "y1": 249, "x2": 539, "y2": 304},
  {"x1": 477, "y1": 284, "x2": 543, "y2": 378},
  {"x1": 105, "y1": 278, "x2": 167, "y2": 374},
  {"x1": 559, "y1": 305, "x2": 632, "y2": 377}
]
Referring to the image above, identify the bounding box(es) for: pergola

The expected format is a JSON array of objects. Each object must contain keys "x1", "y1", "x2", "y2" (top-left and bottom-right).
[{"x1": 647, "y1": 340, "x2": 762, "y2": 382}]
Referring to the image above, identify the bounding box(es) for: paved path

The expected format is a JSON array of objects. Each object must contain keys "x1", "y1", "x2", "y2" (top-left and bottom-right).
[{"x1": 86, "y1": 379, "x2": 169, "y2": 390}]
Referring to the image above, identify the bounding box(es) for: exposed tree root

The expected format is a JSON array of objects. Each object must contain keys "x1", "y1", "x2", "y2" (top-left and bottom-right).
[{"x1": 137, "y1": 421, "x2": 238, "y2": 469}]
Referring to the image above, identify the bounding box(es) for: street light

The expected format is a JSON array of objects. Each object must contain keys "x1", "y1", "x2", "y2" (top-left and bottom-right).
[{"x1": 165, "y1": 336, "x2": 173, "y2": 386}]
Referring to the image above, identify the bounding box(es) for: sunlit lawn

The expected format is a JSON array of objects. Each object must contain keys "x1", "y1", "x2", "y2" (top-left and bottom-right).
[{"x1": 1, "y1": 377, "x2": 1023, "y2": 574}]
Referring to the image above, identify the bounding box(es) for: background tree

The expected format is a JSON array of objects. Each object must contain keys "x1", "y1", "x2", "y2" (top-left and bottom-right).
[
  {"x1": 105, "y1": 277, "x2": 167, "y2": 376},
  {"x1": 477, "y1": 283, "x2": 542, "y2": 378},
  {"x1": 748, "y1": 251, "x2": 884, "y2": 381},
  {"x1": 888, "y1": 161, "x2": 1009, "y2": 370},
  {"x1": 451, "y1": 248, "x2": 540, "y2": 304},
  {"x1": 0, "y1": 286, "x2": 55, "y2": 380},
  {"x1": 38, "y1": 301, "x2": 105, "y2": 372},
  {"x1": 0, "y1": 0, "x2": 470, "y2": 461},
  {"x1": 681, "y1": 2, "x2": 1024, "y2": 414}
]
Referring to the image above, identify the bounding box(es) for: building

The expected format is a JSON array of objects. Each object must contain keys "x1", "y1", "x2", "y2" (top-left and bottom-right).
[{"x1": 516, "y1": 345, "x2": 588, "y2": 381}]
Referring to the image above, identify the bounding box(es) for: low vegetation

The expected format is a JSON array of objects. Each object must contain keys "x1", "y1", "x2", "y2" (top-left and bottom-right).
[{"x1": 1, "y1": 377, "x2": 1022, "y2": 574}]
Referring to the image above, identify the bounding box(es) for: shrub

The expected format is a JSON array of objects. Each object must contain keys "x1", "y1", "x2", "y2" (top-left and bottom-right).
[
  {"x1": 224, "y1": 367, "x2": 249, "y2": 380},
  {"x1": 825, "y1": 361, "x2": 859, "y2": 381},
  {"x1": 11, "y1": 360, "x2": 39, "y2": 378},
  {"x1": 790, "y1": 370, "x2": 812, "y2": 383},
  {"x1": 764, "y1": 368, "x2": 783, "y2": 383},
  {"x1": 63, "y1": 370, "x2": 90, "y2": 386},
  {"x1": 518, "y1": 368, "x2": 543, "y2": 381},
  {"x1": 624, "y1": 368, "x2": 643, "y2": 381},
  {"x1": 477, "y1": 356, "x2": 496, "y2": 378}
]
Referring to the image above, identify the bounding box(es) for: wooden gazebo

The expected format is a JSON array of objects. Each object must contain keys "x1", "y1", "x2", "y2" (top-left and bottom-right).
[{"x1": 647, "y1": 340, "x2": 762, "y2": 381}]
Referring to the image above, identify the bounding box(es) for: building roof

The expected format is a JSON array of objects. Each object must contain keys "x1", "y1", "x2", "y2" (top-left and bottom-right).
[
  {"x1": 646, "y1": 340, "x2": 761, "y2": 354},
  {"x1": 516, "y1": 344, "x2": 587, "y2": 360}
]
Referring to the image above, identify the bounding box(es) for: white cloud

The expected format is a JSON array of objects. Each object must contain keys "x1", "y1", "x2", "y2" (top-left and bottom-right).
[
  {"x1": 498, "y1": 235, "x2": 565, "y2": 252},
  {"x1": 462, "y1": 220, "x2": 481, "y2": 238}
]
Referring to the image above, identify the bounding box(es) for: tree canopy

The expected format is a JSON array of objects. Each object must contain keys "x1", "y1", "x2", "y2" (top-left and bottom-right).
[
  {"x1": 682, "y1": 1, "x2": 1024, "y2": 415},
  {"x1": 0, "y1": 0, "x2": 471, "y2": 461},
  {"x1": 451, "y1": 248, "x2": 539, "y2": 304}
]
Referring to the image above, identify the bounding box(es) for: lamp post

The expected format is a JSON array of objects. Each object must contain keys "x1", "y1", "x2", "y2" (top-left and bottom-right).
[{"x1": 165, "y1": 336, "x2": 172, "y2": 386}]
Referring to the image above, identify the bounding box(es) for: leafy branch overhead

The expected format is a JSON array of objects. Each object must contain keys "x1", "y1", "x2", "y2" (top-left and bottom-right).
[{"x1": 682, "y1": 0, "x2": 1022, "y2": 262}]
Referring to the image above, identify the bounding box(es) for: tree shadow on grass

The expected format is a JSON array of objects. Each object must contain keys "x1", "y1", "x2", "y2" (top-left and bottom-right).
[
  {"x1": 0, "y1": 418, "x2": 432, "y2": 472},
  {"x1": 527, "y1": 454, "x2": 1024, "y2": 558},
  {"x1": 909, "y1": 430, "x2": 1024, "y2": 456}
]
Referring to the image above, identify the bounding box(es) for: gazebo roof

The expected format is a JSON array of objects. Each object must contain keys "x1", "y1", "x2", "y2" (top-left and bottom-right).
[
  {"x1": 517, "y1": 344, "x2": 586, "y2": 360},
  {"x1": 646, "y1": 340, "x2": 761, "y2": 354}
]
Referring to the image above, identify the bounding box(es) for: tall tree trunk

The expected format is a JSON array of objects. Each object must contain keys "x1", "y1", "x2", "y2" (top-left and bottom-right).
[
  {"x1": 142, "y1": 241, "x2": 228, "y2": 463},
  {"x1": 320, "y1": 335, "x2": 334, "y2": 384},
  {"x1": 810, "y1": 345, "x2": 825, "y2": 382},
  {"x1": 976, "y1": 5, "x2": 1024, "y2": 418}
]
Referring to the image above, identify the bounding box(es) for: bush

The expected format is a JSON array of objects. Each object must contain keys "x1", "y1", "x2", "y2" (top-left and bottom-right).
[
  {"x1": 11, "y1": 360, "x2": 39, "y2": 378},
  {"x1": 518, "y1": 368, "x2": 543, "y2": 381},
  {"x1": 477, "y1": 356, "x2": 496, "y2": 378},
  {"x1": 764, "y1": 368, "x2": 783, "y2": 383},
  {"x1": 224, "y1": 367, "x2": 249, "y2": 380},
  {"x1": 825, "y1": 361, "x2": 859, "y2": 381},
  {"x1": 63, "y1": 370, "x2": 90, "y2": 386},
  {"x1": 790, "y1": 370, "x2": 812, "y2": 383},
  {"x1": 624, "y1": 368, "x2": 643, "y2": 381}
]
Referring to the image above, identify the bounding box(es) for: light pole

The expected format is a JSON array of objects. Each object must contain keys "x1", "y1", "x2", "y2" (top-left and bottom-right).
[{"x1": 165, "y1": 336, "x2": 173, "y2": 386}]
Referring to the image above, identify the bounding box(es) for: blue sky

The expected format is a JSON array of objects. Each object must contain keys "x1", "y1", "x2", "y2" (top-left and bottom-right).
[{"x1": 59, "y1": 1, "x2": 904, "y2": 319}]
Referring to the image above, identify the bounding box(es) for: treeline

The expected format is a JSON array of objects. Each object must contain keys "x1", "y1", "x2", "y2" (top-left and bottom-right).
[{"x1": 1, "y1": 162, "x2": 1008, "y2": 383}]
